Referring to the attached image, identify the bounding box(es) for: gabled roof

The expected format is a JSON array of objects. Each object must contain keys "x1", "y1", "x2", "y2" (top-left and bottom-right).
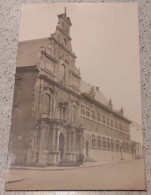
[{"x1": 16, "y1": 37, "x2": 50, "y2": 67}]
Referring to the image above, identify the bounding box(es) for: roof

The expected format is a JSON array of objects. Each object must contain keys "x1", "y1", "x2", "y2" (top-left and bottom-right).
[
  {"x1": 16, "y1": 37, "x2": 50, "y2": 67},
  {"x1": 80, "y1": 80, "x2": 109, "y2": 105},
  {"x1": 80, "y1": 80, "x2": 131, "y2": 123},
  {"x1": 130, "y1": 121, "x2": 142, "y2": 129}
]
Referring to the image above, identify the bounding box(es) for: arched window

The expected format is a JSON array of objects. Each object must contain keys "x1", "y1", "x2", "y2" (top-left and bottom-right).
[{"x1": 71, "y1": 105, "x2": 76, "y2": 123}]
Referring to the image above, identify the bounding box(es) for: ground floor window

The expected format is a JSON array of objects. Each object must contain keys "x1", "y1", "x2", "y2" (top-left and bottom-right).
[
  {"x1": 111, "y1": 139, "x2": 114, "y2": 150},
  {"x1": 107, "y1": 138, "x2": 110, "y2": 149},
  {"x1": 116, "y1": 140, "x2": 120, "y2": 151},
  {"x1": 103, "y1": 137, "x2": 106, "y2": 149}
]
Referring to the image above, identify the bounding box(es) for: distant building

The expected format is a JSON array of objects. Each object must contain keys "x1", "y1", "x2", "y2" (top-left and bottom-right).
[
  {"x1": 130, "y1": 122, "x2": 144, "y2": 159},
  {"x1": 9, "y1": 9, "x2": 136, "y2": 167}
]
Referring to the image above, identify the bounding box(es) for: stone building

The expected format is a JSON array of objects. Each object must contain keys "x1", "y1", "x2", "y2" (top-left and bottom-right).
[
  {"x1": 9, "y1": 9, "x2": 133, "y2": 166},
  {"x1": 130, "y1": 122, "x2": 144, "y2": 159}
]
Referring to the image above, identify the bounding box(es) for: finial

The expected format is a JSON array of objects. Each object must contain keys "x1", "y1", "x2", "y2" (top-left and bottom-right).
[{"x1": 64, "y1": 6, "x2": 67, "y2": 16}]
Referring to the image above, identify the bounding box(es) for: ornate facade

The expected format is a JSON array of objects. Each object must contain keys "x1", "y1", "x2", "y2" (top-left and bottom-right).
[{"x1": 9, "y1": 9, "x2": 135, "y2": 167}]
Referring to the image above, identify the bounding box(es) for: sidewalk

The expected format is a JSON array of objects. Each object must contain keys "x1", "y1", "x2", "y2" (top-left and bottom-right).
[
  {"x1": 6, "y1": 159, "x2": 140, "y2": 184},
  {"x1": 10, "y1": 159, "x2": 138, "y2": 172}
]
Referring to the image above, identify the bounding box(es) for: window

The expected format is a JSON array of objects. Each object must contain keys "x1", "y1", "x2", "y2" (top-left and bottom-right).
[
  {"x1": 110, "y1": 120, "x2": 113, "y2": 127},
  {"x1": 71, "y1": 105, "x2": 76, "y2": 123},
  {"x1": 103, "y1": 115, "x2": 106, "y2": 124},
  {"x1": 111, "y1": 139, "x2": 114, "y2": 149},
  {"x1": 115, "y1": 122, "x2": 118, "y2": 129},
  {"x1": 92, "y1": 110, "x2": 96, "y2": 120},
  {"x1": 86, "y1": 107, "x2": 90, "y2": 118},
  {"x1": 60, "y1": 106, "x2": 67, "y2": 120},
  {"x1": 92, "y1": 134, "x2": 95, "y2": 147},
  {"x1": 119, "y1": 124, "x2": 121, "y2": 130},
  {"x1": 107, "y1": 118, "x2": 110, "y2": 125},
  {"x1": 97, "y1": 113, "x2": 101, "y2": 122},
  {"x1": 103, "y1": 137, "x2": 106, "y2": 148},
  {"x1": 81, "y1": 104, "x2": 85, "y2": 116},
  {"x1": 116, "y1": 140, "x2": 120, "y2": 150},
  {"x1": 107, "y1": 138, "x2": 110, "y2": 149},
  {"x1": 125, "y1": 126, "x2": 128, "y2": 132},
  {"x1": 98, "y1": 135, "x2": 101, "y2": 148}
]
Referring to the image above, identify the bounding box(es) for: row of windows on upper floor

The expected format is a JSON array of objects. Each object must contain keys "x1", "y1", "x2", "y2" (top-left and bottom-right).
[
  {"x1": 90, "y1": 134, "x2": 131, "y2": 152},
  {"x1": 81, "y1": 104, "x2": 129, "y2": 133}
]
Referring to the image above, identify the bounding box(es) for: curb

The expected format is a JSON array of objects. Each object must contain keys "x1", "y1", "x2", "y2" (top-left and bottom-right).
[{"x1": 10, "y1": 159, "x2": 142, "y2": 172}]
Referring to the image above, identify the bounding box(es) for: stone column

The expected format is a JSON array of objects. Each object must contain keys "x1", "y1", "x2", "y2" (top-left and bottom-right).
[
  {"x1": 72, "y1": 131, "x2": 76, "y2": 152},
  {"x1": 38, "y1": 121, "x2": 49, "y2": 166},
  {"x1": 56, "y1": 129, "x2": 59, "y2": 151},
  {"x1": 68, "y1": 131, "x2": 71, "y2": 152},
  {"x1": 52, "y1": 128, "x2": 56, "y2": 151}
]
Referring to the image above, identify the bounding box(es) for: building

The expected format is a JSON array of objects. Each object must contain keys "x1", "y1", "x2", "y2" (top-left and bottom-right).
[
  {"x1": 130, "y1": 122, "x2": 144, "y2": 159},
  {"x1": 9, "y1": 9, "x2": 134, "y2": 167}
]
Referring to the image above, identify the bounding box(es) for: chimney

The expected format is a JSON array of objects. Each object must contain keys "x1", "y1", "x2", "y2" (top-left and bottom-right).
[{"x1": 96, "y1": 86, "x2": 99, "y2": 91}]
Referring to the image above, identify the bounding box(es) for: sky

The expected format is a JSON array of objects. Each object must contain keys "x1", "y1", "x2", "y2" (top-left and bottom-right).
[{"x1": 18, "y1": 3, "x2": 142, "y2": 125}]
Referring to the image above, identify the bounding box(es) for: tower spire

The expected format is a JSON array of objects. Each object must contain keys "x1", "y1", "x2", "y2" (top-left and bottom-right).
[{"x1": 64, "y1": 6, "x2": 67, "y2": 16}]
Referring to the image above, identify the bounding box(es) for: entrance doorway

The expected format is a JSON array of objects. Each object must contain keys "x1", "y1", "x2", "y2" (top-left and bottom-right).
[
  {"x1": 86, "y1": 141, "x2": 89, "y2": 158},
  {"x1": 59, "y1": 134, "x2": 65, "y2": 160}
]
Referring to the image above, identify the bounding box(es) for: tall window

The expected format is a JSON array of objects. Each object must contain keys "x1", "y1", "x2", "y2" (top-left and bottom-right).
[
  {"x1": 107, "y1": 118, "x2": 110, "y2": 125},
  {"x1": 98, "y1": 135, "x2": 101, "y2": 148},
  {"x1": 86, "y1": 107, "x2": 90, "y2": 118},
  {"x1": 97, "y1": 113, "x2": 101, "y2": 122},
  {"x1": 60, "y1": 106, "x2": 67, "y2": 120},
  {"x1": 115, "y1": 122, "x2": 117, "y2": 129},
  {"x1": 110, "y1": 120, "x2": 113, "y2": 127},
  {"x1": 116, "y1": 140, "x2": 120, "y2": 151},
  {"x1": 107, "y1": 138, "x2": 110, "y2": 149},
  {"x1": 45, "y1": 93, "x2": 51, "y2": 115},
  {"x1": 103, "y1": 137, "x2": 106, "y2": 149},
  {"x1": 111, "y1": 139, "x2": 114, "y2": 149},
  {"x1": 71, "y1": 105, "x2": 76, "y2": 123},
  {"x1": 102, "y1": 115, "x2": 106, "y2": 124},
  {"x1": 92, "y1": 110, "x2": 96, "y2": 120},
  {"x1": 81, "y1": 104, "x2": 85, "y2": 116},
  {"x1": 119, "y1": 123, "x2": 121, "y2": 130}
]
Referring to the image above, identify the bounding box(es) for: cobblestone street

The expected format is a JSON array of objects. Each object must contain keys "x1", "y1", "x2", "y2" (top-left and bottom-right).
[{"x1": 5, "y1": 159, "x2": 146, "y2": 191}]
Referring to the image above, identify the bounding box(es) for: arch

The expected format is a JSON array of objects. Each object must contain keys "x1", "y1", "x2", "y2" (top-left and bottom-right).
[{"x1": 59, "y1": 133, "x2": 65, "y2": 160}]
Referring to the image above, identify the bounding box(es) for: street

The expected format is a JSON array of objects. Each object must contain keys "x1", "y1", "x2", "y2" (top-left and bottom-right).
[{"x1": 5, "y1": 159, "x2": 146, "y2": 191}]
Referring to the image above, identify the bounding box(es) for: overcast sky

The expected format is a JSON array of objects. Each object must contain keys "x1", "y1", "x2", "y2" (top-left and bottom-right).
[{"x1": 19, "y1": 3, "x2": 142, "y2": 125}]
